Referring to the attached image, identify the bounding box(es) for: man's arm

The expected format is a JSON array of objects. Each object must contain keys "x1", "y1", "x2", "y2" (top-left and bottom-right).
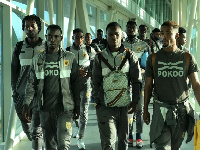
[
  {"x1": 11, "y1": 46, "x2": 21, "y2": 95},
  {"x1": 143, "y1": 77, "x2": 153, "y2": 125},
  {"x1": 129, "y1": 53, "x2": 142, "y2": 113},
  {"x1": 190, "y1": 72, "x2": 200, "y2": 106},
  {"x1": 70, "y1": 58, "x2": 80, "y2": 119},
  {"x1": 92, "y1": 54, "x2": 103, "y2": 105},
  {"x1": 23, "y1": 62, "x2": 37, "y2": 121}
]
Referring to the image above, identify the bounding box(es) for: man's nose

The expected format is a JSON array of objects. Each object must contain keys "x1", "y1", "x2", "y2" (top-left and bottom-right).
[{"x1": 27, "y1": 26, "x2": 33, "y2": 31}]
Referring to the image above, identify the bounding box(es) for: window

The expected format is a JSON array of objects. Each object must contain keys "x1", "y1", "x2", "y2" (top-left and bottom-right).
[{"x1": 86, "y1": 3, "x2": 96, "y2": 39}]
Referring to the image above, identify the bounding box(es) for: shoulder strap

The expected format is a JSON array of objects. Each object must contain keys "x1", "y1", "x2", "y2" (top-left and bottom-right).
[
  {"x1": 98, "y1": 52, "x2": 115, "y2": 71},
  {"x1": 86, "y1": 45, "x2": 91, "y2": 54},
  {"x1": 15, "y1": 41, "x2": 24, "y2": 55},
  {"x1": 185, "y1": 52, "x2": 190, "y2": 76},
  {"x1": 118, "y1": 48, "x2": 130, "y2": 70},
  {"x1": 152, "y1": 53, "x2": 156, "y2": 78},
  {"x1": 66, "y1": 46, "x2": 70, "y2": 51}
]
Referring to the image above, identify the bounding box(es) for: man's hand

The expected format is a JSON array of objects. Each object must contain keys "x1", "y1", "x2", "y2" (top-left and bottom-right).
[
  {"x1": 79, "y1": 68, "x2": 88, "y2": 77},
  {"x1": 128, "y1": 101, "x2": 137, "y2": 114},
  {"x1": 143, "y1": 110, "x2": 150, "y2": 125},
  {"x1": 73, "y1": 106, "x2": 80, "y2": 120},
  {"x1": 22, "y1": 104, "x2": 31, "y2": 122}
]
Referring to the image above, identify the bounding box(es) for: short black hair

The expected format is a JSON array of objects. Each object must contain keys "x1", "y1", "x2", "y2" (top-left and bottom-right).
[
  {"x1": 46, "y1": 24, "x2": 62, "y2": 34},
  {"x1": 126, "y1": 21, "x2": 137, "y2": 26},
  {"x1": 161, "y1": 20, "x2": 179, "y2": 30},
  {"x1": 152, "y1": 28, "x2": 160, "y2": 33},
  {"x1": 139, "y1": 24, "x2": 148, "y2": 30},
  {"x1": 179, "y1": 27, "x2": 186, "y2": 34},
  {"x1": 22, "y1": 14, "x2": 42, "y2": 32},
  {"x1": 73, "y1": 28, "x2": 83, "y2": 34},
  {"x1": 85, "y1": 33, "x2": 91, "y2": 36},
  {"x1": 97, "y1": 29, "x2": 103, "y2": 33},
  {"x1": 106, "y1": 22, "x2": 121, "y2": 32}
]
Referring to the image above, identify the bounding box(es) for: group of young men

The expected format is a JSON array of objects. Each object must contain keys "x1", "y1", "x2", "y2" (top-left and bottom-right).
[{"x1": 11, "y1": 14, "x2": 200, "y2": 150}]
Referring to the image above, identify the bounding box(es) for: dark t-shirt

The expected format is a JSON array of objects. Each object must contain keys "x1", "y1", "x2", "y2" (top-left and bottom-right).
[
  {"x1": 145, "y1": 49, "x2": 199, "y2": 104},
  {"x1": 43, "y1": 52, "x2": 64, "y2": 111}
]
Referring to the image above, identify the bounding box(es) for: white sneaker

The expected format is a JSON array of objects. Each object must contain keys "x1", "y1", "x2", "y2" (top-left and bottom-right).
[
  {"x1": 72, "y1": 127, "x2": 79, "y2": 138},
  {"x1": 77, "y1": 139, "x2": 86, "y2": 150}
]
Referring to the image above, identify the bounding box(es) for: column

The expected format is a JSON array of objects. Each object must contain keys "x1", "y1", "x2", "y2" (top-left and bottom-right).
[
  {"x1": 47, "y1": 0, "x2": 55, "y2": 24},
  {"x1": 76, "y1": 0, "x2": 90, "y2": 33},
  {"x1": 67, "y1": 0, "x2": 76, "y2": 47},
  {"x1": 171, "y1": 0, "x2": 179, "y2": 24},
  {"x1": 37, "y1": 0, "x2": 45, "y2": 39},
  {"x1": 57, "y1": 0, "x2": 64, "y2": 47},
  {"x1": 96, "y1": 6, "x2": 100, "y2": 30},
  {"x1": 4, "y1": 1, "x2": 16, "y2": 149}
]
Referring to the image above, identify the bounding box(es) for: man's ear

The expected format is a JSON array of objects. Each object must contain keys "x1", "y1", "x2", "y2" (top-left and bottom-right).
[
  {"x1": 60, "y1": 35, "x2": 63, "y2": 41},
  {"x1": 105, "y1": 35, "x2": 107, "y2": 39},
  {"x1": 72, "y1": 35, "x2": 74, "y2": 40},
  {"x1": 175, "y1": 33, "x2": 179, "y2": 39}
]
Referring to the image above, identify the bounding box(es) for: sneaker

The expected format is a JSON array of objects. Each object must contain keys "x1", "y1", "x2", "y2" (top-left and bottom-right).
[
  {"x1": 77, "y1": 139, "x2": 86, "y2": 150},
  {"x1": 128, "y1": 134, "x2": 133, "y2": 147},
  {"x1": 136, "y1": 139, "x2": 143, "y2": 148},
  {"x1": 72, "y1": 127, "x2": 79, "y2": 138}
]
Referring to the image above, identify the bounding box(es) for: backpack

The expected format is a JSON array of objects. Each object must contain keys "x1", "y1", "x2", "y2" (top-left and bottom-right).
[{"x1": 98, "y1": 49, "x2": 131, "y2": 107}]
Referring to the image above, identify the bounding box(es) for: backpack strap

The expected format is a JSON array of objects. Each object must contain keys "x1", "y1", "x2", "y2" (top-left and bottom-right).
[
  {"x1": 86, "y1": 45, "x2": 91, "y2": 53},
  {"x1": 185, "y1": 52, "x2": 190, "y2": 77},
  {"x1": 152, "y1": 53, "x2": 156, "y2": 78},
  {"x1": 118, "y1": 48, "x2": 130, "y2": 70},
  {"x1": 98, "y1": 52, "x2": 115, "y2": 71}
]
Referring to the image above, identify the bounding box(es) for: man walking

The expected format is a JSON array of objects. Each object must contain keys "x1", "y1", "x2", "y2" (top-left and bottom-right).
[
  {"x1": 11, "y1": 14, "x2": 44, "y2": 150},
  {"x1": 144, "y1": 20, "x2": 200, "y2": 150},
  {"x1": 23, "y1": 24, "x2": 80, "y2": 150},
  {"x1": 93, "y1": 22, "x2": 142, "y2": 150}
]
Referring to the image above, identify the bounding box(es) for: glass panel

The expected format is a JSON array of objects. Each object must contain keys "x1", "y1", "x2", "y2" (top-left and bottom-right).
[
  {"x1": 12, "y1": 0, "x2": 37, "y2": 14},
  {"x1": 86, "y1": 3, "x2": 96, "y2": 39},
  {"x1": 100, "y1": 10, "x2": 109, "y2": 38},
  {"x1": 0, "y1": 5, "x2": 2, "y2": 142},
  {"x1": 11, "y1": 12, "x2": 23, "y2": 137}
]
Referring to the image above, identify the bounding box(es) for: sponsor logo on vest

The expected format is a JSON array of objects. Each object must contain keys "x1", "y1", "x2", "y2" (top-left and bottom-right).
[
  {"x1": 158, "y1": 61, "x2": 184, "y2": 77},
  {"x1": 83, "y1": 53, "x2": 87, "y2": 57},
  {"x1": 64, "y1": 60, "x2": 69, "y2": 66},
  {"x1": 137, "y1": 47, "x2": 141, "y2": 51}
]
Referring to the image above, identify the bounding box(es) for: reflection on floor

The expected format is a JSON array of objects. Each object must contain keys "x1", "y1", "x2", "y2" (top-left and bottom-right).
[{"x1": 11, "y1": 103, "x2": 194, "y2": 150}]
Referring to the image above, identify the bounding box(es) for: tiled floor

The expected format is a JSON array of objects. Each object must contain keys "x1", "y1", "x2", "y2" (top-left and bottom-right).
[{"x1": 11, "y1": 103, "x2": 194, "y2": 150}]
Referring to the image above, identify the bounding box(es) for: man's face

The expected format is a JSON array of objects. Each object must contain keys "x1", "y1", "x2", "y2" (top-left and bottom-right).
[
  {"x1": 178, "y1": 33, "x2": 186, "y2": 46},
  {"x1": 85, "y1": 34, "x2": 92, "y2": 45},
  {"x1": 153, "y1": 32, "x2": 160, "y2": 40},
  {"x1": 139, "y1": 26, "x2": 147, "y2": 37},
  {"x1": 24, "y1": 19, "x2": 39, "y2": 38},
  {"x1": 97, "y1": 31, "x2": 103, "y2": 40},
  {"x1": 46, "y1": 28, "x2": 63, "y2": 50},
  {"x1": 126, "y1": 23, "x2": 137, "y2": 37},
  {"x1": 72, "y1": 32, "x2": 84, "y2": 46},
  {"x1": 106, "y1": 26, "x2": 122, "y2": 49},
  {"x1": 160, "y1": 26, "x2": 178, "y2": 48}
]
